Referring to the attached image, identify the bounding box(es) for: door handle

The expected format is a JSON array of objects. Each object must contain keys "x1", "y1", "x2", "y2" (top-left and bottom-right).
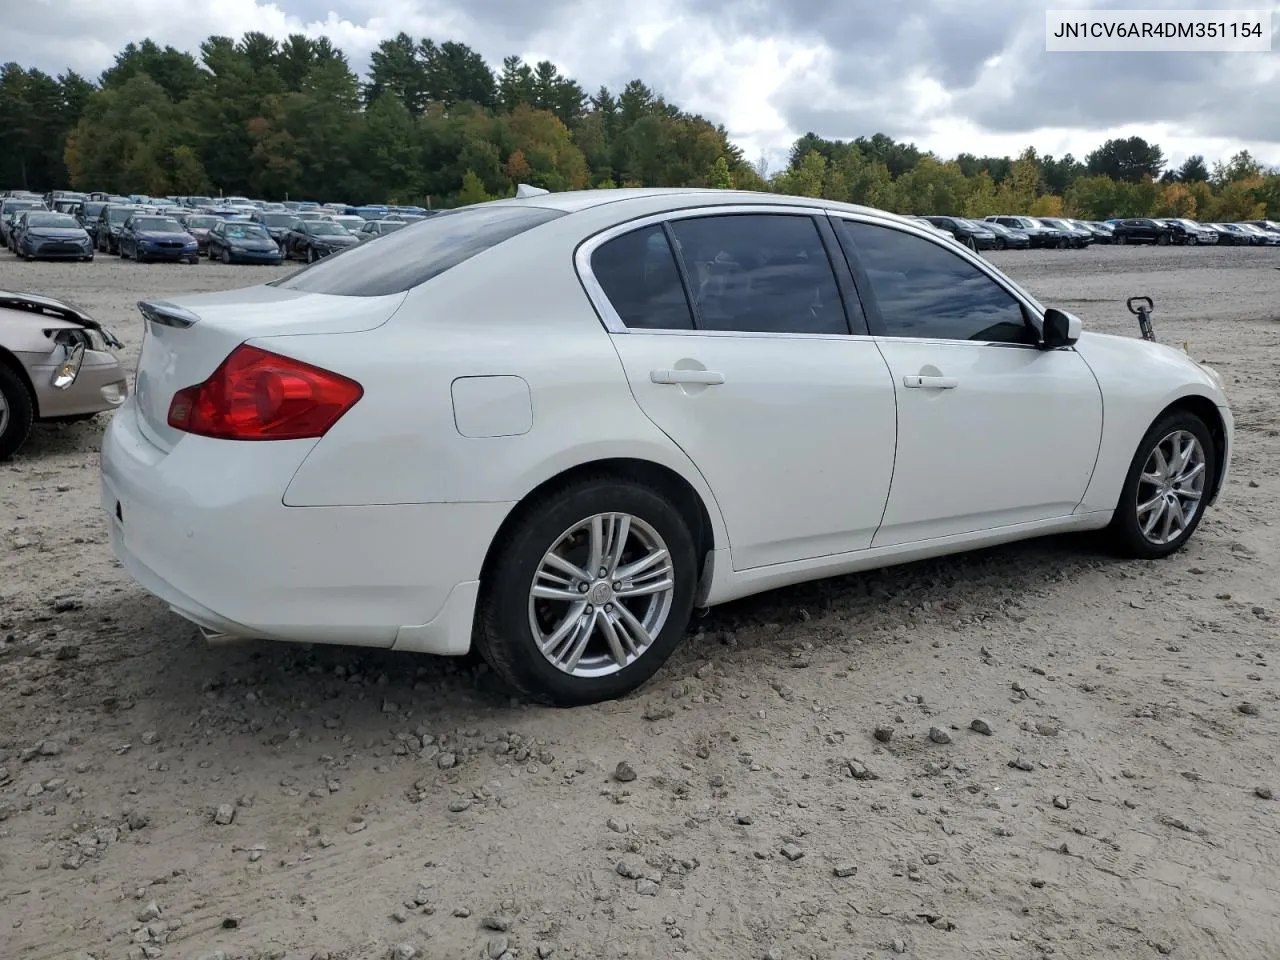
[
  {"x1": 650, "y1": 369, "x2": 725, "y2": 385},
  {"x1": 903, "y1": 375, "x2": 958, "y2": 389}
]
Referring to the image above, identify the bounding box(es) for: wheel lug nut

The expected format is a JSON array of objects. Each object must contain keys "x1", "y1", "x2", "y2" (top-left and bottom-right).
[
  {"x1": 585, "y1": 605, "x2": 593, "y2": 613},
  {"x1": 612, "y1": 582, "x2": 621, "y2": 591},
  {"x1": 599, "y1": 568, "x2": 608, "y2": 577},
  {"x1": 578, "y1": 583, "x2": 589, "y2": 593},
  {"x1": 605, "y1": 604, "x2": 613, "y2": 612}
]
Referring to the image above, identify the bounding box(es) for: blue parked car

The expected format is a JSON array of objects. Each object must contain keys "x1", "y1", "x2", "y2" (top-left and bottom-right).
[
  {"x1": 118, "y1": 214, "x2": 199, "y2": 263},
  {"x1": 206, "y1": 219, "x2": 285, "y2": 265}
]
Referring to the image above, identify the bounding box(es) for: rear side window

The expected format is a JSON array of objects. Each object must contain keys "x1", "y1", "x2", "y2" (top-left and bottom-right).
[
  {"x1": 589, "y1": 225, "x2": 694, "y2": 330},
  {"x1": 271, "y1": 204, "x2": 566, "y2": 297}
]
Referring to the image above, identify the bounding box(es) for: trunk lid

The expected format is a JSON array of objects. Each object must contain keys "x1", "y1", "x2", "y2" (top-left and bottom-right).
[{"x1": 133, "y1": 283, "x2": 406, "y2": 451}]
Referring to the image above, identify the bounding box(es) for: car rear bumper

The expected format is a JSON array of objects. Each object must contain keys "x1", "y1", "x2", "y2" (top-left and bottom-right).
[{"x1": 100, "y1": 399, "x2": 510, "y2": 655}]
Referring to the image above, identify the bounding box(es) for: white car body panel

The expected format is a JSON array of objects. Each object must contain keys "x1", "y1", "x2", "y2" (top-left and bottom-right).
[
  {"x1": 98, "y1": 188, "x2": 1234, "y2": 658},
  {"x1": 1070, "y1": 331, "x2": 1233, "y2": 513},
  {"x1": 870, "y1": 338, "x2": 1103, "y2": 545},
  {"x1": 609, "y1": 330, "x2": 897, "y2": 569}
]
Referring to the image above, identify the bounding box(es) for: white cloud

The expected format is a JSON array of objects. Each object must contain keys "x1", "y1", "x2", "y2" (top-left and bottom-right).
[{"x1": 3, "y1": 0, "x2": 1279, "y2": 170}]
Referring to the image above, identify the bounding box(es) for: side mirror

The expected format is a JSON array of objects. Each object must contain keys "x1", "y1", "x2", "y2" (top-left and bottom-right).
[{"x1": 1041, "y1": 308, "x2": 1082, "y2": 348}]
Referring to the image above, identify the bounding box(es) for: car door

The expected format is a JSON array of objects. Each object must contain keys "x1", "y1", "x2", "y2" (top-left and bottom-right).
[
  {"x1": 580, "y1": 208, "x2": 898, "y2": 571},
  {"x1": 831, "y1": 215, "x2": 1103, "y2": 547}
]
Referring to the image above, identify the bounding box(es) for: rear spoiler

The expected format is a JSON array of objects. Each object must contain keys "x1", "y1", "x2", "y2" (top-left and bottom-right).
[
  {"x1": 0, "y1": 290, "x2": 124, "y2": 348},
  {"x1": 138, "y1": 299, "x2": 199, "y2": 329}
]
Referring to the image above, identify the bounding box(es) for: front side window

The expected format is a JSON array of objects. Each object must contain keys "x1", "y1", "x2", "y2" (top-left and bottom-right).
[
  {"x1": 838, "y1": 220, "x2": 1033, "y2": 344},
  {"x1": 667, "y1": 214, "x2": 850, "y2": 335}
]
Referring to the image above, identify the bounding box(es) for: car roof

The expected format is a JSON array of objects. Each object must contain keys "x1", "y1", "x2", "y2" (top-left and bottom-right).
[{"x1": 450, "y1": 187, "x2": 956, "y2": 234}]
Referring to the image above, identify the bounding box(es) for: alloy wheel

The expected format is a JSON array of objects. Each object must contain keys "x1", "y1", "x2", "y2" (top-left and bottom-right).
[
  {"x1": 528, "y1": 512, "x2": 676, "y2": 678},
  {"x1": 0, "y1": 388, "x2": 9, "y2": 437},
  {"x1": 1136, "y1": 429, "x2": 1207, "y2": 546}
]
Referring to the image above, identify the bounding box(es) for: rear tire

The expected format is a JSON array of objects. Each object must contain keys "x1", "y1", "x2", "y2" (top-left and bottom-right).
[
  {"x1": 474, "y1": 477, "x2": 698, "y2": 706},
  {"x1": 1157, "y1": 233, "x2": 1171, "y2": 246},
  {"x1": 0, "y1": 362, "x2": 35, "y2": 461},
  {"x1": 221, "y1": 248, "x2": 232, "y2": 264},
  {"x1": 1107, "y1": 410, "x2": 1216, "y2": 560}
]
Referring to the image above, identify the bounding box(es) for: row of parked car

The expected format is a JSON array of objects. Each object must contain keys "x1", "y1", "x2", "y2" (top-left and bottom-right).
[
  {"x1": 910, "y1": 214, "x2": 1280, "y2": 250},
  {"x1": 0, "y1": 189, "x2": 433, "y2": 264}
]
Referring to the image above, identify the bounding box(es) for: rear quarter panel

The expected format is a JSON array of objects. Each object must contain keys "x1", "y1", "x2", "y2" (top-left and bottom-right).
[
  {"x1": 1072, "y1": 333, "x2": 1231, "y2": 514},
  {"x1": 267, "y1": 207, "x2": 729, "y2": 548}
]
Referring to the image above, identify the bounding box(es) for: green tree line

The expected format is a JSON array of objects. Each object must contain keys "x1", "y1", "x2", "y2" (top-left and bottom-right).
[{"x1": 1, "y1": 34, "x2": 1277, "y2": 218}]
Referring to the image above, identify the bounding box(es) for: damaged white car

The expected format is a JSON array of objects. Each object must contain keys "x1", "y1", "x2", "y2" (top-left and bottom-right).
[{"x1": 0, "y1": 291, "x2": 129, "y2": 459}]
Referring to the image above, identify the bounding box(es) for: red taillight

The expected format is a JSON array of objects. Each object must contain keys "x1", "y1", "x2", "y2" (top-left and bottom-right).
[{"x1": 167, "y1": 344, "x2": 363, "y2": 440}]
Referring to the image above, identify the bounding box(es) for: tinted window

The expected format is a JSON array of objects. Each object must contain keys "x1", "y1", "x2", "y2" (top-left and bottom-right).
[
  {"x1": 668, "y1": 214, "x2": 850, "y2": 335},
  {"x1": 259, "y1": 213, "x2": 295, "y2": 226},
  {"x1": 590, "y1": 225, "x2": 694, "y2": 330},
  {"x1": 272, "y1": 204, "x2": 565, "y2": 297},
  {"x1": 839, "y1": 220, "x2": 1031, "y2": 344}
]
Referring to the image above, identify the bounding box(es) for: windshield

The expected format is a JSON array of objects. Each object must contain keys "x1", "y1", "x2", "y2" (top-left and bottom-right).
[
  {"x1": 308, "y1": 222, "x2": 347, "y2": 235},
  {"x1": 184, "y1": 216, "x2": 217, "y2": 229},
  {"x1": 380, "y1": 221, "x2": 408, "y2": 233},
  {"x1": 107, "y1": 208, "x2": 136, "y2": 223},
  {"x1": 260, "y1": 213, "x2": 295, "y2": 226},
  {"x1": 3, "y1": 200, "x2": 43, "y2": 214},
  {"x1": 134, "y1": 217, "x2": 184, "y2": 232},
  {"x1": 25, "y1": 213, "x2": 79, "y2": 228},
  {"x1": 225, "y1": 223, "x2": 269, "y2": 240}
]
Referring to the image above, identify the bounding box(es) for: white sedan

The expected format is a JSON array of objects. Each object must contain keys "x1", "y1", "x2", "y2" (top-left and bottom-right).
[{"x1": 100, "y1": 188, "x2": 1233, "y2": 706}]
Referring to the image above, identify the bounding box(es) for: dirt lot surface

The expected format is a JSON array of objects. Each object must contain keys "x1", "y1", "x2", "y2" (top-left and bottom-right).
[{"x1": 2, "y1": 246, "x2": 1278, "y2": 960}]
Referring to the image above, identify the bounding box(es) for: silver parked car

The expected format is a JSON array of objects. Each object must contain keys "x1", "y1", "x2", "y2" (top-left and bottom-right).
[{"x1": 0, "y1": 291, "x2": 129, "y2": 459}]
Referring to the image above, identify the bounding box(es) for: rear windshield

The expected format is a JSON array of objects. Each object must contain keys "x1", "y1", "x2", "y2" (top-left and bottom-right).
[
  {"x1": 258, "y1": 213, "x2": 295, "y2": 226},
  {"x1": 271, "y1": 204, "x2": 566, "y2": 297},
  {"x1": 308, "y1": 221, "x2": 348, "y2": 235}
]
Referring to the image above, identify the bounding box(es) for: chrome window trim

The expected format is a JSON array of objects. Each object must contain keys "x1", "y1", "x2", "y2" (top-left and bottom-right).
[
  {"x1": 824, "y1": 208, "x2": 1050, "y2": 340},
  {"x1": 574, "y1": 203, "x2": 857, "y2": 338},
  {"x1": 573, "y1": 201, "x2": 1051, "y2": 347}
]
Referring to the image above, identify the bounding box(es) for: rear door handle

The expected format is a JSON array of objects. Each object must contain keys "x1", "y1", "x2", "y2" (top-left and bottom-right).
[
  {"x1": 650, "y1": 369, "x2": 725, "y2": 385},
  {"x1": 903, "y1": 375, "x2": 958, "y2": 389}
]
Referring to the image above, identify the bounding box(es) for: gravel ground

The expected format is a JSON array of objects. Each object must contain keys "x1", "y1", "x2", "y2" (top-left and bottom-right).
[{"x1": 1, "y1": 246, "x2": 1278, "y2": 960}]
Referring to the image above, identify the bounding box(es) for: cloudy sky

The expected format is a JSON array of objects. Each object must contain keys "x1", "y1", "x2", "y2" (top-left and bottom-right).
[{"x1": 3, "y1": 0, "x2": 1278, "y2": 172}]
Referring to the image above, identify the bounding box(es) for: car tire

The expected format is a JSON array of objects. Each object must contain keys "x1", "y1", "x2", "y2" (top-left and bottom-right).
[
  {"x1": 965, "y1": 236, "x2": 977, "y2": 252},
  {"x1": 474, "y1": 476, "x2": 699, "y2": 707},
  {"x1": 0, "y1": 362, "x2": 35, "y2": 462},
  {"x1": 1107, "y1": 410, "x2": 1217, "y2": 560},
  {"x1": 221, "y1": 248, "x2": 231, "y2": 264},
  {"x1": 1116, "y1": 234, "x2": 1127, "y2": 245},
  {"x1": 307, "y1": 247, "x2": 316, "y2": 263},
  {"x1": 1157, "y1": 233, "x2": 1171, "y2": 245}
]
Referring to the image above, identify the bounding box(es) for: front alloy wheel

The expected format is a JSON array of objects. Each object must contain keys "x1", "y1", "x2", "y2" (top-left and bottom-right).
[
  {"x1": 475, "y1": 477, "x2": 697, "y2": 706},
  {"x1": 1109, "y1": 411, "x2": 1216, "y2": 559},
  {"x1": 1135, "y1": 430, "x2": 1206, "y2": 546}
]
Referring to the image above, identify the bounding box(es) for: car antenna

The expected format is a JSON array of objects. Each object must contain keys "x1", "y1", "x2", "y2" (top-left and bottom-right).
[{"x1": 514, "y1": 183, "x2": 550, "y2": 198}]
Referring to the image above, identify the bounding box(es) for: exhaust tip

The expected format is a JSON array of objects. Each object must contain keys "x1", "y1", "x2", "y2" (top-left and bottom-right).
[{"x1": 199, "y1": 626, "x2": 253, "y2": 646}]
